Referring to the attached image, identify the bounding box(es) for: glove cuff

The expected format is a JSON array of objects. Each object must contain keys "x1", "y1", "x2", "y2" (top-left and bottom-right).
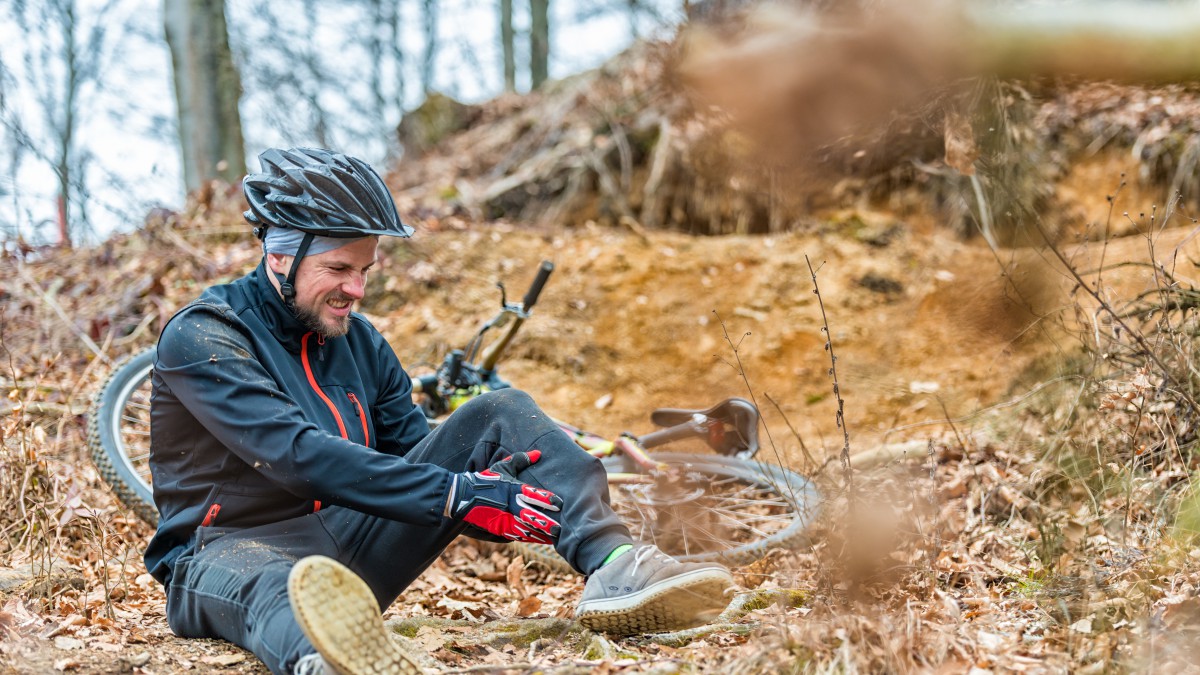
[{"x1": 443, "y1": 472, "x2": 460, "y2": 518}]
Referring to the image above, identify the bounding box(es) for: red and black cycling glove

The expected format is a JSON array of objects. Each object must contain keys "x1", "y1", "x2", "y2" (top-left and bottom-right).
[{"x1": 444, "y1": 450, "x2": 562, "y2": 545}]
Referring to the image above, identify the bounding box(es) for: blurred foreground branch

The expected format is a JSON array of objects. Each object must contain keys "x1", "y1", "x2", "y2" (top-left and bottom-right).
[{"x1": 680, "y1": 2, "x2": 1200, "y2": 159}]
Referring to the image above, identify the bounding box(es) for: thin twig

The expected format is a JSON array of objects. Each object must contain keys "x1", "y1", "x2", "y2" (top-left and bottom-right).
[
  {"x1": 805, "y1": 255, "x2": 853, "y2": 506},
  {"x1": 712, "y1": 312, "x2": 790, "y2": 477},
  {"x1": 765, "y1": 392, "x2": 816, "y2": 474}
]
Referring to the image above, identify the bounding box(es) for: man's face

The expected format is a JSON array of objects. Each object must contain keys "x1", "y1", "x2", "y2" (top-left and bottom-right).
[{"x1": 267, "y1": 237, "x2": 379, "y2": 338}]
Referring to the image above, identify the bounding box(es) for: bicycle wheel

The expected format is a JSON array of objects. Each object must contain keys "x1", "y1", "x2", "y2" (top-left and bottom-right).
[
  {"x1": 86, "y1": 347, "x2": 159, "y2": 525},
  {"x1": 512, "y1": 452, "x2": 819, "y2": 573}
]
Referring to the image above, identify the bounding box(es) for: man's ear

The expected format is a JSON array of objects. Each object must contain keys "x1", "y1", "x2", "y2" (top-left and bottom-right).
[{"x1": 266, "y1": 253, "x2": 293, "y2": 276}]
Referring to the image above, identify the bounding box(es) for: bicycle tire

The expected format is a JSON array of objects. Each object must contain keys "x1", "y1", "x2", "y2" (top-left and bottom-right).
[
  {"x1": 512, "y1": 452, "x2": 819, "y2": 573},
  {"x1": 87, "y1": 347, "x2": 159, "y2": 526}
]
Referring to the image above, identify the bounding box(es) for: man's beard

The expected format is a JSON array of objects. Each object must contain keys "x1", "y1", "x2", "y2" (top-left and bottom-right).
[{"x1": 295, "y1": 294, "x2": 352, "y2": 338}]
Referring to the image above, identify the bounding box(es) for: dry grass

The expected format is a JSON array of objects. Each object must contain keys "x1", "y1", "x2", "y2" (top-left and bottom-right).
[{"x1": 701, "y1": 193, "x2": 1200, "y2": 674}]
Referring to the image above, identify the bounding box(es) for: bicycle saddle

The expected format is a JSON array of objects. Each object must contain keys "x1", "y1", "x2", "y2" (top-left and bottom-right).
[{"x1": 650, "y1": 397, "x2": 760, "y2": 459}]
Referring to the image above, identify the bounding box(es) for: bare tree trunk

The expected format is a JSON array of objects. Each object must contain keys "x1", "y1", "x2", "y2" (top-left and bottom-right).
[
  {"x1": 300, "y1": 0, "x2": 330, "y2": 148},
  {"x1": 530, "y1": 0, "x2": 549, "y2": 90},
  {"x1": 421, "y1": 0, "x2": 438, "y2": 93},
  {"x1": 163, "y1": 0, "x2": 246, "y2": 193},
  {"x1": 501, "y1": 0, "x2": 515, "y2": 92},
  {"x1": 56, "y1": 0, "x2": 78, "y2": 247},
  {"x1": 368, "y1": 0, "x2": 386, "y2": 127},
  {"x1": 390, "y1": 1, "x2": 406, "y2": 112}
]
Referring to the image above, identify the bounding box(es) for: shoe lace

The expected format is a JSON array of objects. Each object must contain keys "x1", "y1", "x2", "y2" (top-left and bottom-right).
[
  {"x1": 293, "y1": 653, "x2": 327, "y2": 675},
  {"x1": 629, "y1": 545, "x2": 671, "y2": 578}
]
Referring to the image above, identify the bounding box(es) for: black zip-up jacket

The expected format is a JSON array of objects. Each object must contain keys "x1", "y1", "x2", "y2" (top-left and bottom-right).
[{"x1": 144, "y1": 260, "x2": 441, "y2": 584}]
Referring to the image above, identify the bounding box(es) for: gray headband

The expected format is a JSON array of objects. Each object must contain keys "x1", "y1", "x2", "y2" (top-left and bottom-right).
[{"x1": 262, "y1": 228, "x2": 368, "y2": 258}]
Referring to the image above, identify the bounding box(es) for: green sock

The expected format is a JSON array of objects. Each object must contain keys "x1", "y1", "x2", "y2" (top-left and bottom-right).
[{"x1": 602, "y1": 544, "x2": 633, "y2": 567}]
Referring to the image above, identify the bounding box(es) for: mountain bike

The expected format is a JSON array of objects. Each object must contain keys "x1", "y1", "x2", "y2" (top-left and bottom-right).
[{"x1": 87, "y1": 261, "x2": 819, "y2": 570}]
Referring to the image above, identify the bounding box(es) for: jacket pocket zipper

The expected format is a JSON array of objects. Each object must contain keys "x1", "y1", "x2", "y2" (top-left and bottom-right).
[
  {"x1": 200, "y1": 503, "x2": 221, "y2": 527},
  {"x1": 347, "y1": 392, "x2": 370, "y2": 446},
  {"x1": 301, "y1": 332, "x2": 349, "y2": 439}
]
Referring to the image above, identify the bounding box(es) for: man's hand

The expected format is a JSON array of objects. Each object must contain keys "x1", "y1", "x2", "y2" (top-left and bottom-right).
[{"x1": 445, "y1": 450, "x2": 562, "y2": 545}]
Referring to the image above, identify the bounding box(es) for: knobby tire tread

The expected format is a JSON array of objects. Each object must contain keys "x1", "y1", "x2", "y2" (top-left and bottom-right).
[{"x1": 87, "y1": 348, "x2": 159, "y2": 526}]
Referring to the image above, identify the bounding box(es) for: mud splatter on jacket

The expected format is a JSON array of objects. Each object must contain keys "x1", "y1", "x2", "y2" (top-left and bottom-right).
[{"x1": 144, "y1": 260, "x2": 438, "y2": 584}]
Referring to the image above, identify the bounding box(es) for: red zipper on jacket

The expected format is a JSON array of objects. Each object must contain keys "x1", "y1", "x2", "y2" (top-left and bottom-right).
[
  {"x1": 301, "y1": 332, "x2": 376, "y2": 514},
  {"x1": 347, "y1": 392, "x2": 369, "y2": 446},
  {"x1": 198, "y1": 334, "x2": 346, "y2": 527},
  {"x1": 301, "y1": 332, "x2": 349, "y2": 439},
  {"x1": 301, "y1": 332, "x2": 342, "y2": 514},
  {"x1": 200, "y1": 503, "x2": 221, "y2": 527}
]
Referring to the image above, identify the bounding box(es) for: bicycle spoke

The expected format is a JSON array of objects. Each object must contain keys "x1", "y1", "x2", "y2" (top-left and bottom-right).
[
  {"x1": 674, "y1": 517, "x2": 740, "y2": 549},
  {"x1": 594, "y1": 452, "x2": 815, "y2": 566},
  {"x1": 707, "y1": 507, "x2": 791, "y2": 524},
  {"x1": 705, "y1": 509, "x2": 778, "y2": 539},
  {"x1": 651, "y1": 500, "x2": 753, "y2": 547},
  {"x1": 697, "y1": 496, "x2": 790, "y2": 509},
  {"x1": 613, "y1": 487, "x2": 660, "y2": 542}
]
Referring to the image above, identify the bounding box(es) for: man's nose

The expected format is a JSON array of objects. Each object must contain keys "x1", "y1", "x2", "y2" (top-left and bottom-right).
[{"x1": 342, "y1": 274, "x2": 366, "y2": 299}]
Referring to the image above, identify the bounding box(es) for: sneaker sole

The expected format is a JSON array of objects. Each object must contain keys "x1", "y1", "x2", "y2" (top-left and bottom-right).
[
  {"x1": 288, "y1": 556, "x2": 423, "y2": 675},
  {"x1": 575, "y1": 567, "x2": 734, "y2": 635}
]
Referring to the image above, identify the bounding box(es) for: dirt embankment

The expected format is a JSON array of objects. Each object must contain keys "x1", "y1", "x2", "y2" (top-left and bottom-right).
[{"x1": 369, "y1": 218, "x2": 1066, "y2": 468}]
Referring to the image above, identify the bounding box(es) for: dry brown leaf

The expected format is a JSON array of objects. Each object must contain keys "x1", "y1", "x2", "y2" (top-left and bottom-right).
[
  {"x1": 412, "y1": 625, "x2": 447, "y2": 653},
  {"x1": 431, "y1": 646, "x2": 465, "y2": 665},
  {"x1": 517, "y1": 595, "x2": 542, "y2": 617},
  {"x1": 506, "y1": 555, "x2": 527, "y2": 599}
]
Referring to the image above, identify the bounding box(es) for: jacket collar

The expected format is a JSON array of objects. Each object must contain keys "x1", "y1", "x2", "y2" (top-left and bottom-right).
[{"x1": 249, "y1": 258, "x2": 310, "y2": 354}]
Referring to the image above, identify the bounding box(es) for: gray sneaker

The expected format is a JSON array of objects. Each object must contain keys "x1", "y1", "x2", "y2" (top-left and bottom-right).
[
  {"x1": 575, "y1": 545, "x2": 735, "y2": 634},
  {"x1": 288, "y1": 556, "x2": 424, "y2": 675},
  {"x1": 292, "y1": 654, "x2": 332, "y2": 675}
]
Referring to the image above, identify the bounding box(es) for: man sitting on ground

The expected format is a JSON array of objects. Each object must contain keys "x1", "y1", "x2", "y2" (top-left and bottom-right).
[{"x1": 145, "y1": 147, "x2": 735, "y2": 674}]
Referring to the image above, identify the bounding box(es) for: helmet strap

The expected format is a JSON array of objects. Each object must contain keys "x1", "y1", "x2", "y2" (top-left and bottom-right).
[{"x1": 278, "y1": 231, "x2": 315, "y2": 312}]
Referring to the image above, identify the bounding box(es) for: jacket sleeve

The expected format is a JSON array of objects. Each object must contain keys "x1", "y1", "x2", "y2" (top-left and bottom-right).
[
  {"x1": 155, "y1": 304, "x2": 451, "y2": 526},
  {"x1": 368, "y1": 331, "x2": 431, "y2": 457}
]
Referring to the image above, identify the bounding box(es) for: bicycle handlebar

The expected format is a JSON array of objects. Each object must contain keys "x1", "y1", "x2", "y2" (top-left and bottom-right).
[
  {"x1": 479, "y1": 259, "x2": 554, "y2": 372},
  {"x1": 413, "y1": 259, "x2": 556, "y2": 416},
  {"x1": 411, "y1": 373, "x2": 437, "y2": 394},
  {"x1": 522, "y1": 260, "x2": 554, "y2": 312}
]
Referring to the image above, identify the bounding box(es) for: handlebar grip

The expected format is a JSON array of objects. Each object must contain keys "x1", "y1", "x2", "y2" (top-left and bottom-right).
[
  {"x1": 446, "y1": 350, "x2": 464, "y2": 388},
  {"x1": 412, "y1": 373, "x2": 438, "y2": 394},
  {"x1": 522, "y1": 260, "x2": 554, "y2": 311}
]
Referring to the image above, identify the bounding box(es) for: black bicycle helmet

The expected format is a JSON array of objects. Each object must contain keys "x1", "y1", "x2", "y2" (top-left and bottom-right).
[
  {"x1": 243, "y1": 147, "x2": 414, "y2": 311},
  {"x1": 243, "y1": 147, "x2": 414, "y2": 240}
]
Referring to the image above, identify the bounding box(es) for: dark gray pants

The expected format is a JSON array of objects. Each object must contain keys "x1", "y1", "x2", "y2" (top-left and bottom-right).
[{"x1": 163, "y1": 389, "x2": 633, "y2": 674}]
